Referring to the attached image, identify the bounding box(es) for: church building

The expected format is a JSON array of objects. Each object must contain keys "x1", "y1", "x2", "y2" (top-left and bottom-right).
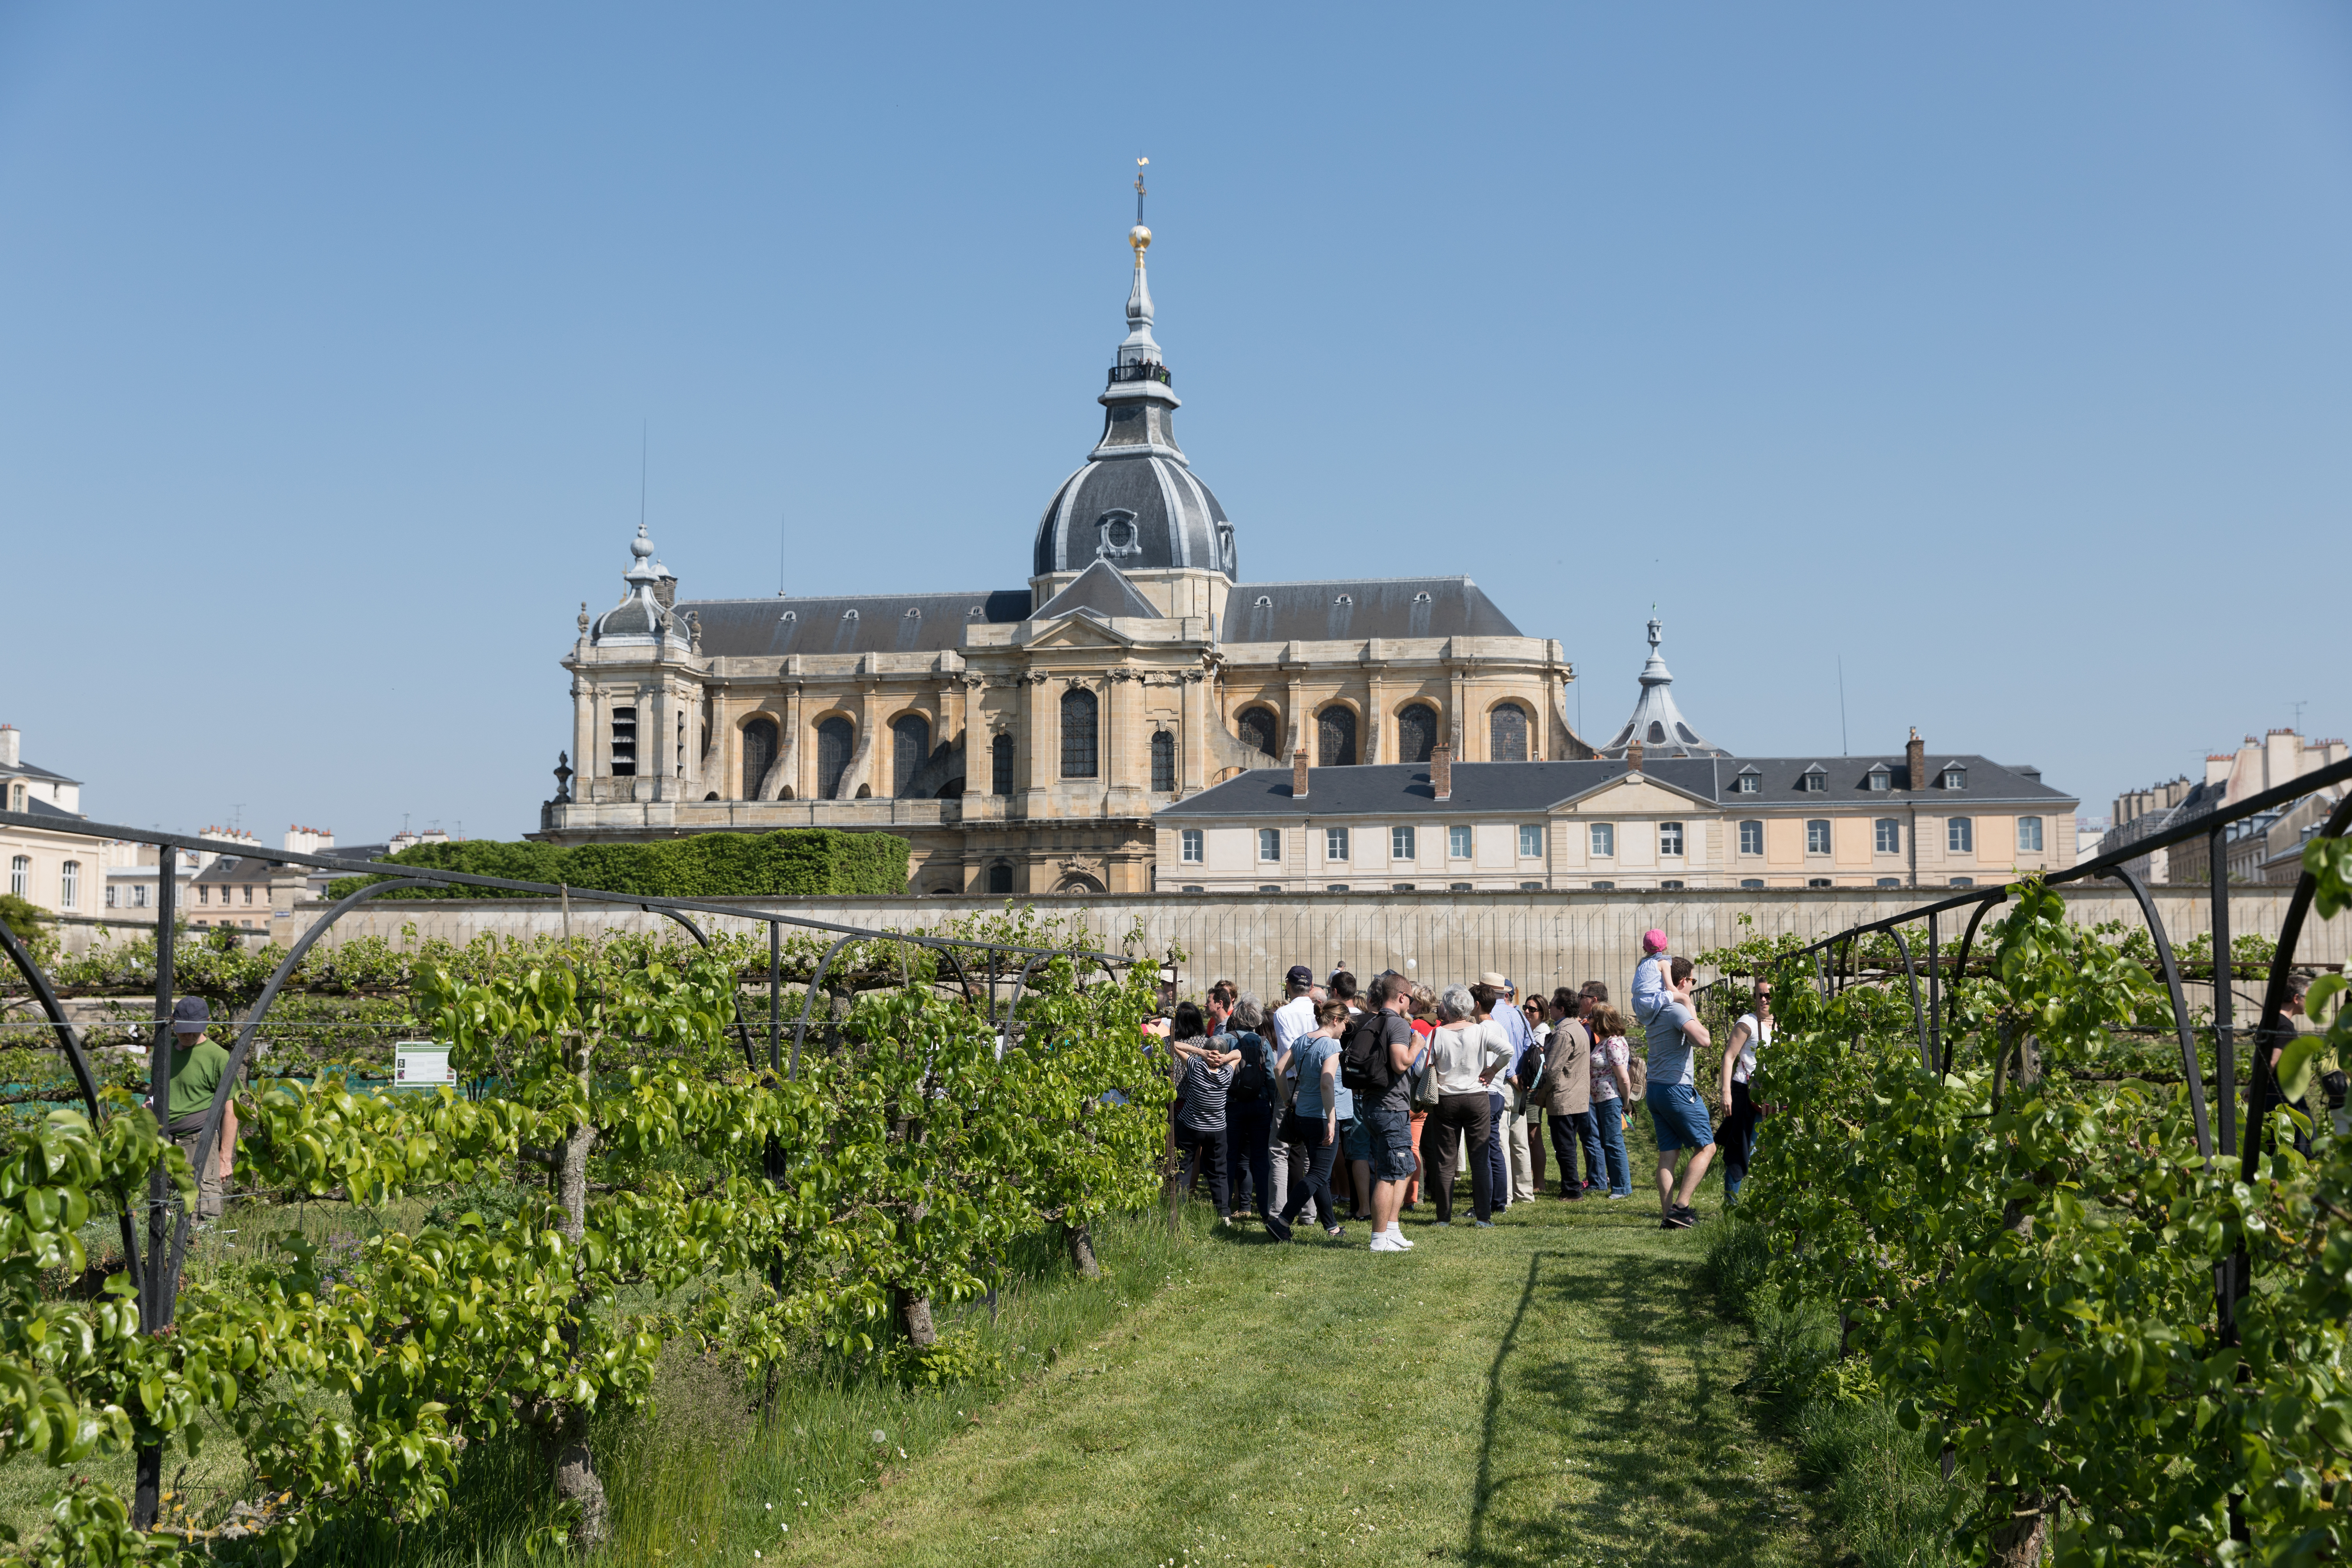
[{"x1": 539, "y1": 215, "x2": 1587, "y2": 894}]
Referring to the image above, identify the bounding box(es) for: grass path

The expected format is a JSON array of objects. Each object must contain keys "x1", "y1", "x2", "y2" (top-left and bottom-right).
[{"x1": 772, "y1": 1186, "x2": 1817, "y2": 1568}]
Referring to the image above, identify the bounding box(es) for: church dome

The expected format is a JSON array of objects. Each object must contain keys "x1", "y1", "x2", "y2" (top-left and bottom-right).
[
  {"x1": 1032, "y1": 219, "x2": 1237, "y2": 581},
  {"x1": 1034, "y1": 455, "x2": 1233, "y2": 579}
]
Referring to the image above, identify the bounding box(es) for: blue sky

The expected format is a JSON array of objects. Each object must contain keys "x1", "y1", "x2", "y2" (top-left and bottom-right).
[{"x1": 4, "y1": 3, "x2": 2347, "y2": 844}]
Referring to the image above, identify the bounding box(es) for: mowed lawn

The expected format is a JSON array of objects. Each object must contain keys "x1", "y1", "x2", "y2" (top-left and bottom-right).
[{"x1": 773, "y1": 1182, "x2": 1817, "y2": 1568}]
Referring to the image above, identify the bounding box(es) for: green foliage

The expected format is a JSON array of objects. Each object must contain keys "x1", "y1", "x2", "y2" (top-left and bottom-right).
[
  {"x1": 0, "y1": 895, "x2": 45, "y2": 945},
  {"x1": 1730, "y1": 863, "x2": 2352, "y2": 1566},
  {"x1": 0, "y1": 917, "x2": 1166, "y2": 1561},
  {"x1": 324, "y1": 828, "x2": 912, "y2": 901}
]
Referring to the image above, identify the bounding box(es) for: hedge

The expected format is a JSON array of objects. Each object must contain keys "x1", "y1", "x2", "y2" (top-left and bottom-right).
[{"x1": 324, "y1": 829, "x2": 912, "y2": 900}]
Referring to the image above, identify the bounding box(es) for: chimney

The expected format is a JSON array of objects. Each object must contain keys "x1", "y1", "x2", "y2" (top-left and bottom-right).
[
  {"x1": 1626, "y1": 738, "x2": 1644, "y2": 773},
  {"x1": 0, "y1": 725, "x2": 17, "y2": 769},
  {"x1": 1907, "y1": 726, "x2": 1926, "y2": 790},
  {"x1": 1292, "y1": 748, "x2": 1309, "y2": 798},
  {"x1": 1432, "y1": 743, "x2": 1453, "y2": 801}
]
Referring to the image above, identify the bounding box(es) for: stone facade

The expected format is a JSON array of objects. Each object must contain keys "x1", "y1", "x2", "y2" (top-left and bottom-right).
[
  {"x1": 1154, "y1": 729, "x2": 2078, "y2": 893},
  {"x1": 536, "y1": 219, "x2": 1584, "y2": 893}
]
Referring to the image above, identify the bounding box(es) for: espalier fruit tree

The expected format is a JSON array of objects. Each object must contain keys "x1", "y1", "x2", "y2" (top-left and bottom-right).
[{"x1": 0, "y1": 928, "x2": 1165, "y2": 1562}]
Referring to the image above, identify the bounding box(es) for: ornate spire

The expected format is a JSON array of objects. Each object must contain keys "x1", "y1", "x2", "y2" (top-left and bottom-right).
[
  {"x1": 1601, "y1": 618, "x2": 1727, "y2": 759},
  {"x1": 1120, "y1": 222, "x2": 1160, "y2": 369}
]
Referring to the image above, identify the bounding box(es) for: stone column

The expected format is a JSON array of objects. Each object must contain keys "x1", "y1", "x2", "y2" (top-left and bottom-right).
[
  {"x1": 572, "y1": 679, "x2": 593, "y2": 791},
  {"x1": 1181, "y1": 671, "x2": 1207, "y2": 794},
  {"x1": 1366, "y1": 654, "x2": 1388, "y2": 766},
  {"x1": 1023, "y1": 671, "x2": 1051, "y2": 816}
]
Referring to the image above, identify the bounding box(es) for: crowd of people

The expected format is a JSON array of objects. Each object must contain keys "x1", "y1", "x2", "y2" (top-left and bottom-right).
[{"x1": 1154, "y1": 929, "x2": 1776, "y2": 1247}]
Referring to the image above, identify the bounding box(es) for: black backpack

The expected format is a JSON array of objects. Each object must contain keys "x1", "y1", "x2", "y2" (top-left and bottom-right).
[
  {"x1": 1228, "y1": 1033, "x2": 1272, "y2": 1105},
  {"x1": 1340, "y1": 1013, "x2": 1397, "y2": 1099}
]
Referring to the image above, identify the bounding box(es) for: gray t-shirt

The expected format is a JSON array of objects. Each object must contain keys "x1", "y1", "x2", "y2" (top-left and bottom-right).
[
  {"x1": 1368, "y1": 1012, "x2": 1418, "y2": 1114},
  {"x1": 1644, "y1": 997, "x2": 1698, "y2": 1089}
]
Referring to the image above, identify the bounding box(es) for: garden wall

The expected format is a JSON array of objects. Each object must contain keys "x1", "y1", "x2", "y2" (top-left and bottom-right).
[{"x1": 285, "y1": 885, "x2": 2349, "y2": 1002}]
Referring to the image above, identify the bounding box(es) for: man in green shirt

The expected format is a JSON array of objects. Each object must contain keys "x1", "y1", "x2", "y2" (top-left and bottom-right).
[{"x1": 162, "y1": 997, "x2": 232, "y2": 1221}]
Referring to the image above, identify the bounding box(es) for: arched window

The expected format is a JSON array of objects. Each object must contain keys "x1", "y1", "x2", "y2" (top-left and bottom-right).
[
  {"x1": 816, "y1": 716, "x2": 854, "y2": 799},
  {"x1": 1236, "y1": 706, "x2": 1279, "y2": 759},
  {"x1": 987, "y1": 862, "x2": 1014, "y2": 895},
  {"x1": 1151, "y1": 730, "x2": 1175, "y2": 792},
  {"x1": 1397, "y1": 702, "x2": 1438, "y2": 764},
  {"x1": 991, "y1": 732, "x2": 1015, "y2": 795},
  {"x1": 1061, "y1": 687, "x2": 1098, "y2": 779},
  {"x1": 741, "y1": 716, "x2": 778, "y2": 799},
  {"x1": 1491, "y1": 703, "x2": 1530, "y2": 762},
  {"x1": 892, "y1": 713, "x2": 931, "y2": 796},
  {"x1": 1645, "y1": 720, "x2": 1666, "y2": 745},
  {"x1": 1317, "y1": 706, "x2": 1356, "y2": 768}
]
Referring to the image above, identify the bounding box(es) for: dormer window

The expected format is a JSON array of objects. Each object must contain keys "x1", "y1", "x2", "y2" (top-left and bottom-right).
[
  {"x1": 1942, "y1": 766, "x2": 1967, "y2": 790},
  {"x1": 1865, "y1": 765, "x2": 1891, "y2": 791},
  {"x1": 1798, "y1": 766, "x2": 1828, "y2": 793},
  {"x1": 1254, "y1": 595, "x2": 1272, "y2": 608},
  {"x1": 1334, "y1": 594, "x2": 1353, "y2": 606},
  {"x1": 841, "y1": 608, "x2": 859, "y2": 621},
  {"x1": 903, "y1": 607, "x2": 920, "y2": 619},
  {"x1": 1733, "y1": 769, "x2": 1761, "y2": 795},
  {"x1": 967, "y1": 606, "x2": 984, "y2": 619},
  {"x1": 778, "y1": 610, "x2": 797, "y2": 623}
]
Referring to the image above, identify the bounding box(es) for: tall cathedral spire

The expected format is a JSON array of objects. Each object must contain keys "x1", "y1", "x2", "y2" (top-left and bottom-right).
[
  {"x1": 1030, "y1": 168, "x2": 1237, "y2": 582},
  {"x1": 1119, "y1": 157, "x2": 1161, "y2": 371}
]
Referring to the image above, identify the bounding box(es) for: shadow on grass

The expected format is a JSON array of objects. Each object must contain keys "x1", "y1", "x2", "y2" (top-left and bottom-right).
[{"x1": 1461, "y1": 1240, "x2": 1802, "y2": 1568}]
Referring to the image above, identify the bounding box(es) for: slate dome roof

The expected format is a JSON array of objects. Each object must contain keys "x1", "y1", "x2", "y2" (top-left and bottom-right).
[
  {"x1": 1032, "y1": 219, "x2": 1237, "y2": 581},
  {"x1": 1033, "y1": 455, "x2": 1233, "y2": 579}
]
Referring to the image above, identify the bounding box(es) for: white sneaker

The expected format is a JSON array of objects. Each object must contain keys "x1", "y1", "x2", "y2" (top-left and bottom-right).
[
  {"x1": 1369, "y1": 1233, "x2": 1406, "y2": 1252},
  {"x1": 1384, "y1": 1226, "x2": 1415, "y2": 1249}
]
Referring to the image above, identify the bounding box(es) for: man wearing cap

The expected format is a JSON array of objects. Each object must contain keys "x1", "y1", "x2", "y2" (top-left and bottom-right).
[
  {"x1": 160, "y1": 997, "x2": 234, "y2": 1223},
  {"x1": 1268, "y1": 965, "x2": 1320, "y2": 1217}
]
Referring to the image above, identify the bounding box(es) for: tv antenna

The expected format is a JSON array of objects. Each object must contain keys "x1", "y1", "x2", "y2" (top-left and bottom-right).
[
  {"x1": 2291, "y1": 699, "x2": 2308, "y2": 732},
  {"x1": 1837, "y1": 656, "x2": 1850, "y2": 756}
]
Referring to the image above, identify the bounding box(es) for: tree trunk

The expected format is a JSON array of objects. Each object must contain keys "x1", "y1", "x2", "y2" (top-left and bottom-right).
[
  {"x1": 549, "y1": 1030, "x2": 605, "y2": 1545},
  {"x1": 545, "y1": 1400, "x2": 609, "y2": 1547},
  {"x1": 897, "y1": 1288, "x2": 937, "y2": 1350},
  {"x1": 1065, "y1": 1222, "x2": 1099, "y2": 1280},
  {"x1": 1988, "y1": 1490, "x2": 2047, "y2": 1568}
]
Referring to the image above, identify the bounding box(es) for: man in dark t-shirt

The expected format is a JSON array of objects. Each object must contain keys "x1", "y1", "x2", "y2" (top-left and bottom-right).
[{"x1": 1363, "y1": 975, "x2": 1424, "y2": 1254}]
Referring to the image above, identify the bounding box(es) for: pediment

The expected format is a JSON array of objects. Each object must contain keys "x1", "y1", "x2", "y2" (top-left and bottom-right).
[
  {"x1": 1549, "y1": 772, "x2": 1718, "y2": 814},
  {"x1": 1024, "y1": 612, "x2": 1138, "y2": 650}
]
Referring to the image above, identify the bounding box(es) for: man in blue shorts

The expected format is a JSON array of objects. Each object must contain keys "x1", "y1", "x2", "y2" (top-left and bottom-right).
[{"x1": 1643, "y1": 955, "x2": 1714, "y2": 1230}]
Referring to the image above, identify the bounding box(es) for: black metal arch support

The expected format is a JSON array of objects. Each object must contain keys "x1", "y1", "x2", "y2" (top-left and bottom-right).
[
  {"x1": 0, "y1": 914, "x2": 107, "y2": 1125},
  {"x1": 789, "y1": 934, "x2": 861, "y2": 1082},
  {"x1": 1944, "y1": 894, "x2": 2008, "y2": 1069},
  {"x1": 2101, "y1": 865, "x2": 2213, "y2": 1162},
  {"x1": 639, "y1": 904, "x2": 760, "y2": 1075},
  {"x1": 1886, "y1": 923, "x2": 1930, "y2": 1073},
  {"x1": 164, "y1": 877, "x2": 441, "y2": 1283},
  {"x1": 0, "y1": 912, "x2": 140, "y2": 1290},
  {"x1": 2241, "y1": 790, "x2": 2352, "y2": 1184}
]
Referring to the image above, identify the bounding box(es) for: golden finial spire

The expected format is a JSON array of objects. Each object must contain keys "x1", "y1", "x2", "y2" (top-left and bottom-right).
[{"x1": 1131, "y1": 156, "x2": 1151, "y2": 255}]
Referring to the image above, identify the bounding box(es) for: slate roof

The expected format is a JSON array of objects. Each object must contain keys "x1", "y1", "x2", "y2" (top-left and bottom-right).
[
  {"x1": 684, "y1": 591, "x2": 1032, "y2": 658},
  {"x1": 1219, "y1": 577, "x2": 1523, "y2": 643},
  {"x1": 19, "y1": 795, "x2": 80, "y2": 818},
  {"x1": 1157, "y1": 755, "x2": 2073, "y2": 820},
  {"x1": 1033, "y1": 453, "x2": 1232, "y2": 579},
  {"x1": 1, "y1": 756, "x2": 79, "y2": 786}
]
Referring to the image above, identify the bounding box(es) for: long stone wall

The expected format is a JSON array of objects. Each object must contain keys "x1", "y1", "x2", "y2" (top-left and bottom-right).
[{"x1": 288, "y1": 886, "x2": 2348, "y2": 1001}]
